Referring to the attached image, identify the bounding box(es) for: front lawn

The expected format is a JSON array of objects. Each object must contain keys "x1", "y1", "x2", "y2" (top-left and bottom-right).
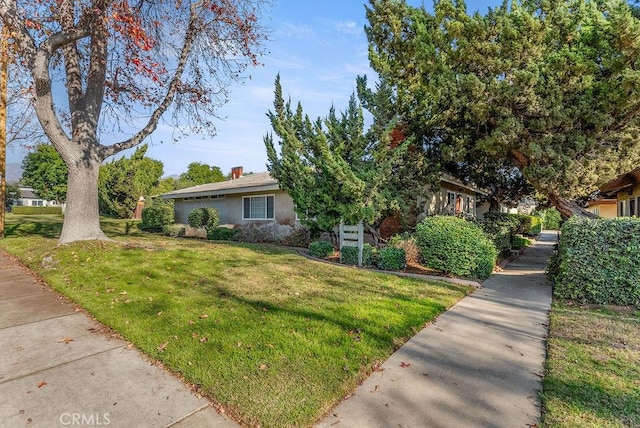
[
  {"x1": 0, "y1": 214, "x2": 471, "y2": 427},
  {"x1": 542, "y1": 303, "x2": 640, "y2": 427}
]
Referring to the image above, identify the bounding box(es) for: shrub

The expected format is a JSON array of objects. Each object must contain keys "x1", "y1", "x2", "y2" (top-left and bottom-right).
[
  {"x1": 377, "y1": 247, "x2": 406, "y2": 271},
  {"x1": 279, "y1": 226, "x2": 311, "y2": 248},
  {"x1": 340, "y1": 243, "x2": 375, "y2": 267},
  {"x1": 162, "y1": 224, "x2": 186, "y2": 237},
  {"x1": 550, "y1": 217, "x2": 640, "y2": 307},
  {"x1": 478, "y1": 212, "x2": 520, "y2": 257},
  {"x1": 141, "y1": 200, "x2": 174, "y2": 228},
  {"x1": 542, "y1": 208, "x2": 562, "y2": 230},
  {"x1": 529, "y1": 216, "x2": 542, "y2": 236},
  {"x1": 187, "y1": 207, "x2": 220, "y2": 231},
  {"x1": 416, "y1": 216, "x2": 497, "y2": 280},
  {"x1": 513, "y1": 236, "x2": 532, "y2": 250},
  {"x1": 207, "y1": 227, "x2": 238, "y2": 241},
  {"x1": 12, "y1": 206, "x2": 62, "y2": 215},
  {"x1": 308, "y1": 241, "x2": 334, "y2": 258},
  {"x1": 387, "y1": 233, "x2": 421, "y2": 265}
]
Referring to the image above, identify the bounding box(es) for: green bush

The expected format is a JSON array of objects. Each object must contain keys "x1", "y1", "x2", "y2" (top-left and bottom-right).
[
  {"x1": 529, "y1": 216, "x2": 542, "y2": 235},
  {"x1": 12, "y1": 206, "x2": 62, "y2": 215},
  {"x1": 141, "y1": 200, "x2": 174, "y2": 228},
  {"x1": 542, "y1": 208, "x2": 562, "y2": 230},
  {"x1": 550, "y1": 217, "x2": 640, "y2": 307},
  {"x1": 377, "y1": 247, "x2": 406, "y2": 271},
  {"x1": 388, "y1": 233, "x2": 421, "y2": 265},
  {"x1": 340, "y1": 243, "x2": 375, "y2": 267},
  {"x1": 187, "y1": 207, "x2": 220, "y2": 231},
  {"x1": 207, "y1": 227, "x2": 238, "y2": 241},
  {"x1": 513, "y1": 236, "x2": 532, "y2": 250},
  {"x1": 479, "y1": 212, "x2": 520, "y2": 257},
  {"x1": 308, "y1": 241, "x2": 334, "y2": 258},
  {"x1": 162, "y1": 224, "x2": 186, "y2": 237},
  {"x1": 416, "y1": 216, "x2": 497, "y2": 280}
]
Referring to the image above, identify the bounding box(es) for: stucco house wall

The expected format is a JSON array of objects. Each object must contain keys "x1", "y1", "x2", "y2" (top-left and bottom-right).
[{"x1": 600, "y1": 167, "x2": 640, "y2": 217}]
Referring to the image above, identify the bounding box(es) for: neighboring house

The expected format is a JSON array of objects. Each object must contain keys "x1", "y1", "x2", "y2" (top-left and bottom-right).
[
  {"x1": 600, "y1": 167, "x2": 640, "y2": 217},
  {"x1": 422, "y1": 174, "x2": 489, "y2": 219},
  {"x1": 586, "y1": 198, "x2": 618, "y2": 218},
  {"x1": 161, "y1": 167, "x2": 297, "y2": 226},
  {"x1": 13, "y1": 187, "x2": 60, "y2": 208}
]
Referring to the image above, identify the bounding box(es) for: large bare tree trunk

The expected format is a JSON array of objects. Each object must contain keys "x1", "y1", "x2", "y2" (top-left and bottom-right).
[
  {"x1": 548, "y1": 191, "x2": 599, "y2": 220},
  {"x1": 59, "y1": 158, "x2": 109, "y2": 244}
]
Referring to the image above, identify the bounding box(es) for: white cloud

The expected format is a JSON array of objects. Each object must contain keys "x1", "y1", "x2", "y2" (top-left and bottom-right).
[{"x1": 334, "y1": 20, "x2": 363, "y2": 36}]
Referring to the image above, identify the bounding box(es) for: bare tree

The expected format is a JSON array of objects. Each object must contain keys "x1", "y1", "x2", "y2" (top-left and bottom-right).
[{"x1": 0, "y1": 0, "x2": 269, "y2": 243}]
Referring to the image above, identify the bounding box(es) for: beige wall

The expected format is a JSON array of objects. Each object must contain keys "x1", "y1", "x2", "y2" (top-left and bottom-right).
[
  {"x1": 588, "y1": 202, "x2": 618, "y2": 218},
  {"x1": 615, "y1": 185, "x2": 640, "y2": 217},
  {"x1": 173, "y1": 189, "x2": 296, "y2": 226},
  {"x1": 419, "y1": 183, "x2": 477, "y2": 219}
]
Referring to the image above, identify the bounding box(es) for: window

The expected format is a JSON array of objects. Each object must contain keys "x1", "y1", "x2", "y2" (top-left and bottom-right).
[
  {"x1": 466, "y1": 196, "x2": 474, "y2": 214},
  {"x1": 619, "y1": 200, "x2": 626, "y2": 217},
  {"x1": 243, "y1": 195, "x2": 275, "y2": 220},
  {"x1": 631, "y1": 198, "x2": 636, "y2": 217}
]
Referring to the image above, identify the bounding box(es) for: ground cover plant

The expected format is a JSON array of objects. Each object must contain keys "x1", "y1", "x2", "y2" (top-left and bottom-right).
[
  {"x1": 542, "y1": 303, "x2": 640, "y2": 427},
  {"x1": 0, "y1": 214, "x2": 471, "y2": 427}
]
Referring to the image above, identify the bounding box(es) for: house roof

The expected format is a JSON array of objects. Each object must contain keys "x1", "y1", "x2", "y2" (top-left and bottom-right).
[
  {"x1": 440, "y1": 174, "x2": 489, "y2": 196},
  {"x1": 600, "y1": 167, "x2": 640, "y2": 196},
  {"x1": 18, "y1": 187, "x2": 39, "y2": 199},
  {"x1": 162, "y1": 172, "x2": 279, "y2": 199}
]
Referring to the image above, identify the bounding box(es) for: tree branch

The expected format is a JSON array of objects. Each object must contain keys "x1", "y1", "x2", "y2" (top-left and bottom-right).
[{"x1": 101, "y1": 4, "x2": 201, "y2": 158}]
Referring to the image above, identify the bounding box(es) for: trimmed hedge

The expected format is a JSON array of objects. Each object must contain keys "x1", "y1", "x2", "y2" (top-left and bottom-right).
[
  {"x1": 162, "y1": 224, "x2": 186, "y2": 238},
  {"x1": 377, "y1": 247, "x2": 406, "y2": 271},
  {"x1": 529, "y1": 216, "x2": 542, "y2": 236},
  {"x1": 12, "y1": 206, "x2": 62, "y2": 215},
  {"x1": 141, "y1": 200, "x2": 174, "y2": 228},
  {"x1": 308, "y1": 241, "x2": 334, "y2": 258},
  {"x1": 340, "y1": 243, "x2": 375, "y2": 267},
  {"x1": 187, "y1": 207, "x2": 220, "y2": 231},
  {"x1": 207, "y1": 227, "x2": 238, "y2": 241},
  {"x1": 550, "y1": 217, "x2": 640, "y2": 307},
  {"x1": 542, "y1": 208, "x2": 562, "y2": 230},
  {"x1": 416, "y1": 216, "x2": 497, "y2": 280}
]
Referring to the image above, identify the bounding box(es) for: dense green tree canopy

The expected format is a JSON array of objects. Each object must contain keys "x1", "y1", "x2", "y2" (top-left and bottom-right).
[
  {"x1": 265, "y1": 75, "x2": 407, "y2": 239},
  {"x1": 21, "y1": 144, "x2": 68, "y2": 203},
  {"x1": 98, "y1": 145, "x2": 164, "y2": 218},
  {"x1": 179, "y1": 162, "x2": 225, "y2": 186},
  {"x1": 365, "y1": 0, "x2": 640, "y2": 217}
]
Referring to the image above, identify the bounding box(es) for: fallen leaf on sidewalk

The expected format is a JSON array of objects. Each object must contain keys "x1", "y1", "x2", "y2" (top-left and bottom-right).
[
  {"x1": 399, "y1": 362, "x2": 411, "y2": 368},
  {"x1": 58, "y1": 337, "x2": 74, "y2": 344},
  {"x1": 37, "y1": 380, "x2": 47, "y2": 388}
]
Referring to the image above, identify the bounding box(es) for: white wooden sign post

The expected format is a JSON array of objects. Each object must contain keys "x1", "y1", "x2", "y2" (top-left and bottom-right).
[{"x1": 339, "y1": 221, "x2": 364, "y2": 266}]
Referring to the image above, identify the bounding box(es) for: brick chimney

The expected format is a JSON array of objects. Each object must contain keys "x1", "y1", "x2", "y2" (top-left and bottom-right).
[{"x1": 231, "y1": 166, "x2": 243, "y2": 180}]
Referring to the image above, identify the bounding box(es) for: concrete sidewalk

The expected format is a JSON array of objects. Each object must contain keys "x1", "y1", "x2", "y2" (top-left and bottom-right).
[
  {"x1": 0, "y1": 250, "x2": 237, "y2": 428},
  {"x1": 317, "y1": 231, "x2": 556, "y2": 428}
]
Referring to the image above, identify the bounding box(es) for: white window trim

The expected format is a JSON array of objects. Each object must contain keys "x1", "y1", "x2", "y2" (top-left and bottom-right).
[{"x1": 242, "y1": 194, "x2": 275, "y2": 220}]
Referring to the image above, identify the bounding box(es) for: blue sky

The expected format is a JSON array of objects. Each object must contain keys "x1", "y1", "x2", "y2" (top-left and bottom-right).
[{"x1": 7, "y1": 0, "x2": 500, "y2": 178}]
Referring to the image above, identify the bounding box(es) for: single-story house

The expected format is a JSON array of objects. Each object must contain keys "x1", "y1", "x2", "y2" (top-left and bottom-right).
[
  {"x1": 13, "y1": 187, "x2": 60, "y2": 208},
  {"x1": 163, "y1": 167, "x2": 488, "y2": 239},
  {"x1": 599, "y1": 167, "x2": 640, "y2": 217},
  {"x1": 421, "y1": 173, "x2": 488, "y2": 219},
  {"x1": 586, "y1": 198, "x2": 618, "y2": 218},
  {"x1": 161, "y1": 167, "x2": 297, "y2": 226}
]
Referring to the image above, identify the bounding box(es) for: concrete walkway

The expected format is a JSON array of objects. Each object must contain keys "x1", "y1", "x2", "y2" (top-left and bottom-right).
[
  {"x1": 317, "y1": 231, "x2": 556, "y2": 428},
  {"x1": 0, "y1": 250, "x2": 236, "y2": 428}
]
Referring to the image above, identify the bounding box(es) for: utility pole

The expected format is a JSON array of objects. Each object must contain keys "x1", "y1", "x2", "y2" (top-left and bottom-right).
[{"x1": 0, "y1": 25, "x2": 8, "y2": 239}]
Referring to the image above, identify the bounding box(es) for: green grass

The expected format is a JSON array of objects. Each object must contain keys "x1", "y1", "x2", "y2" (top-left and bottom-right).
[
  {"x1": 542, "y1": 302, "x2": 640, "y2": 427},
  {"x1": 0, "y1": 214, "x2": 471, "y2": 427}
]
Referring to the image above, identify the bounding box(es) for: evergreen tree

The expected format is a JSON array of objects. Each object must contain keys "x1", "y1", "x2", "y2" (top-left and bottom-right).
[
  {"x1": 365, "y1": 0, "x2": 640, "y2": 218},
  {"x1": 98, "y1": 145, "x2": 164, "y2": 219},
  {"x1": 264, "y1": 75, "x2": 408, "y2": 241}
]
